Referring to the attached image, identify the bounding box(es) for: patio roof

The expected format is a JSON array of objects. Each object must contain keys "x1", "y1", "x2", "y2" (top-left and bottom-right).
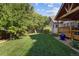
[{"x1": 54, "y1": 3, "x2": 79, "y2": 21}]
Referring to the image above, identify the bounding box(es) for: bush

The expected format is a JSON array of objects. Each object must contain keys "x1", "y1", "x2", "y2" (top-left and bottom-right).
[
  {"x1": 7, "y1": 26, "x2": 26, "y2": 39},
  {"x1": 43, "y1": 29, "x2": 50, "y2": 34},
  {"x1": 71, "y1": 40, "x2": 79, "y2": 49}
]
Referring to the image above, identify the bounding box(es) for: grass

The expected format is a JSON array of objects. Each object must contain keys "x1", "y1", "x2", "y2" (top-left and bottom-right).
[
  {"x1": 0, "y1": 33, "x2": 79, "y2": 56},
  {"x1": 0, "y1": 36, "x2": 33, "y2": 56}
]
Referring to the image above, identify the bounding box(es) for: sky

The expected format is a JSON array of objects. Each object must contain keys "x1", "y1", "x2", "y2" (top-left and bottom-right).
[{"x1": 32, "y1": 3, "x2": 62, "y2": 17}]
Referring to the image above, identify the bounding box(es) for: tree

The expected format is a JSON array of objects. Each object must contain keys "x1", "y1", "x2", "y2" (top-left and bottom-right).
[
  {"x1": 0, "y1": 3, "x2": 34, "y2": 39},
  {"x1": 26, "y1": 12, "x2": 48, "y2": 33},
  {"x1": 0, "y1": 3, "x2": 48, "y2": 39}
]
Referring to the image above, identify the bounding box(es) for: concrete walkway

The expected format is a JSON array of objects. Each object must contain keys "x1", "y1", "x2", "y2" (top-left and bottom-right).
[
  {"x1": 0, "y1": 40, "x2": 6, "y2": 44},
  {"x1": 54, "y1": 36, "x2": 79, "y2": 53}
]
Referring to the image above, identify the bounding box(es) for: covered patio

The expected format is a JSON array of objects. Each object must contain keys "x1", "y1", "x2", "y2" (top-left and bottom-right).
[{"x1": 54, "y1": 3, "x2": 79, "y2": 40}]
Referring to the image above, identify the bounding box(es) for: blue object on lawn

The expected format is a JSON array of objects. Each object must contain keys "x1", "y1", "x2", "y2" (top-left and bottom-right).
[{"x1": 60, "y1": 33, "x2": 65, "y2": 40}]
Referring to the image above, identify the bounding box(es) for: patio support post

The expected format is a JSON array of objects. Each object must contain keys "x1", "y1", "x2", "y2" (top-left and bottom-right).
[
  {"x1": 57, "y1": 21, "x2": 59, "y2": 35},
  {"x1": 70, "y1": 22, "x2": 74, "y2": 41}
]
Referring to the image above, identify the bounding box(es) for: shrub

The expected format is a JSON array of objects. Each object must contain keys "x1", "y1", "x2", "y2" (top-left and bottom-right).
[
  {"x1": 43, "y1": 29, "x2": 50, "y2": 34},
  {"x1": 71, "y1": 40, "x2": 79, "y2": 49}
]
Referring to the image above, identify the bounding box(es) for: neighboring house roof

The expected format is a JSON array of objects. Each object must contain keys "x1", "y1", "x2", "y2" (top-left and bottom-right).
[
  {"x1": 50, "y1": 16, "x2": 56, "y2": 22},
  {"x1": 49, "y1": 16, "x2": 63, "y2": 23},
  {"x1": 54, "y1": 3, "x2": 79, "y2": 21}
]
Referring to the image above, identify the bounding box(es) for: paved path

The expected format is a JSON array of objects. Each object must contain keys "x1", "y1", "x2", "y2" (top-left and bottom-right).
[
  {"x1": 54, "y1": 36, "x2": 79, "y2": 53},
  {"x1": 0, "y1": 40, "x2": 6, "y2": 44}
]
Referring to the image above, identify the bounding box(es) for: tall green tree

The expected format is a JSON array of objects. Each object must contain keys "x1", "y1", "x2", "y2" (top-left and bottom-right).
[{"x1": 0, "y1": 3, "x2": 48, "y2": 39}]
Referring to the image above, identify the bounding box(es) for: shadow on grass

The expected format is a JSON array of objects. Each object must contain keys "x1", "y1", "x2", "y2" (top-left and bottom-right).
[{"x1": 26, "y1": 33, "x2": 79, "y2": 56}]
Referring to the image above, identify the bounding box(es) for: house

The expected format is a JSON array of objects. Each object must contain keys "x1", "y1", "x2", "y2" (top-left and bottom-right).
[
  {"x1": 53, "y1": 3, "x2": 79, "y2": 40},
  {"x1": 50, "y1": 17, "x2": 75, "y2": 35},
  {"x1": 49, "y1": 17, "x2": 63, "y2": 34}
]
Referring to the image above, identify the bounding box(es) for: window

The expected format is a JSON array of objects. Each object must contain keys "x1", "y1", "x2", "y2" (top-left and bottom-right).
[{"x1": 56, "y1": 24, "x2": 58, "y2": 28}]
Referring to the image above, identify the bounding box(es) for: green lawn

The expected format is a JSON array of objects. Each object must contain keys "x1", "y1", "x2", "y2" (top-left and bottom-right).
[{"x1": 0, "y1": 33, "x2": 79, "y2": 56}]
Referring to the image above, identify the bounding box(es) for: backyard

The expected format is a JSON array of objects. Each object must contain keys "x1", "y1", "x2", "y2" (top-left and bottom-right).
[
  {"x1": 0, "y1": 3, "x2": 79, "y2": 56},
  {"x1": 0, "y1": 33, "x2": 79, "y2": 56}
]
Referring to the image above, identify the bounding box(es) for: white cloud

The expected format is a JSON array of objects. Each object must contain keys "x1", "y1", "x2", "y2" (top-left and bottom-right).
[
  {"x1": 52, "y1": 7, "x2": 59, "y2": 15},
  {"x1": 35, "y1": 3, "x2": 38, "y2": 6},
  {"x1": 48, "y1": 4, "x2": 54, "y2": 7},
  {"x1": 46, "y1": 7, "x2": 59, "y2": 16},
  {"x1": 37, "y1": 9, "x2": 40, "y2": 11},
  {"x1": 37, "y1": 8, "x2": 45, "y2": 12},
  {"x1": 41, "y1": 9, "x2": 45, "y2": 11}
]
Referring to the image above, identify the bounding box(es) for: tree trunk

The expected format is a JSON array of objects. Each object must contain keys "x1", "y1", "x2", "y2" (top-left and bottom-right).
[{"x1": 34, "y1": 29, "x2": 37, "y2": 33}]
